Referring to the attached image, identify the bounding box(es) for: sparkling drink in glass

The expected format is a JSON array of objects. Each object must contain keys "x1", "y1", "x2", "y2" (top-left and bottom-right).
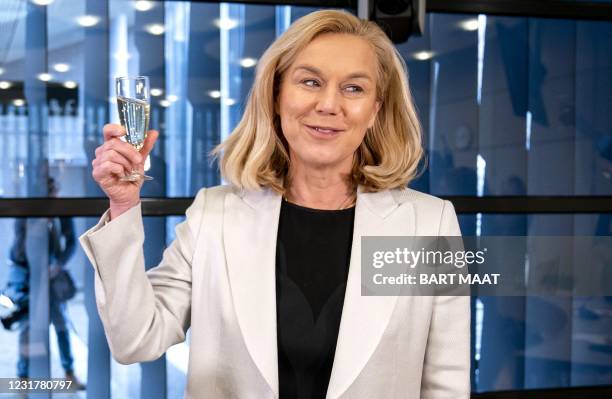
[{"x1": 116, "y1": 76, "x2": 153, "y2": 181}]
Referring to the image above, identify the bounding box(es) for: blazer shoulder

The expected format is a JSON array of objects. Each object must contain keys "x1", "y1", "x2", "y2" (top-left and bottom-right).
[
  {"x1": 196, "y1": 184, "x2": 236, "y2": 197},
  {"x1": 186, "y1": 185, "x2": 234, "y2": 222},
  {"x1": 392, "y1": 187, "x2": 447, "y2": 210},
  {"x1": 192, "y1": 184, "x2": 237, "y2": 205},
  {"x1": 392, "y1": 188, "x2": 459, "y2": 235}
]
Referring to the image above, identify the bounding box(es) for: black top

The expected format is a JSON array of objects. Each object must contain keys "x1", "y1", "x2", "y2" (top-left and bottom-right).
[{"x1": 275, "y1": 200, "x2": 355, "y2": 399}]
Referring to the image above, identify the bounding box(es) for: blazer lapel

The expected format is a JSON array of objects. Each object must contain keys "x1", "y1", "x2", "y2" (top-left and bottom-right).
[
  {"x1": 223, "y1": 187, "x2": 282, "y2": 398},
  {"x1": 326, "y1": 188, "x2": 416, "y2": 399}
]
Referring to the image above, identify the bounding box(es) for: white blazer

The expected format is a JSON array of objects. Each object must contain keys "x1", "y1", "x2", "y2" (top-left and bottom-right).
[{"x1": 79, "y1": 185, "x2": 470, "y2": 399}]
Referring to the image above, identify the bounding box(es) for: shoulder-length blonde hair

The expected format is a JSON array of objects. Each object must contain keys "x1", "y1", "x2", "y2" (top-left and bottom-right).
[{"x1": 211, "y1": 9, "x2": 423, "y2": 194}]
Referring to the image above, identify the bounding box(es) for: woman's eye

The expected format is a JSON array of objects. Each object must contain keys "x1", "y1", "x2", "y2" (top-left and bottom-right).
[
  {"x1": 302, "y1": 79, "x2": 320, "y2": 87},
  {"x1": 345, "y1": 85, "x2": 363, "y2": 93}
]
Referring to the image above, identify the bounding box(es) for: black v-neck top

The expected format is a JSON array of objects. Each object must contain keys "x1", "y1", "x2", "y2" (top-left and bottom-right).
[{"x1": 275, "y1": 200, "x2": 356, "y2": 399}]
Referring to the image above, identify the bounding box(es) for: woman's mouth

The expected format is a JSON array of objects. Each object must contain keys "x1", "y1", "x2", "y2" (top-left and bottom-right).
[{"x1": 305, "y1": 124, "x2": 344, "y2": 138}]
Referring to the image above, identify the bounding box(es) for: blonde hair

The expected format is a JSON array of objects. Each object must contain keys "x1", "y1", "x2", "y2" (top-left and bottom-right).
[{"x1": 211, "y1": 9, "x2": 423, "y2": 194}]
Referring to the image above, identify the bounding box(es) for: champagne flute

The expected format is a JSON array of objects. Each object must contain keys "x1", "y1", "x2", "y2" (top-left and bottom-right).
[{"x1": 116, "y1": 76, "x2": 153, "y2": 181}]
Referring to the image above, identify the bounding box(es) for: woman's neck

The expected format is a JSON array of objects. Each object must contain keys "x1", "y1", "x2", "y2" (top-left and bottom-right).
[{"x1": 284, "y1": 164, "x2": 356, "y2": 210}]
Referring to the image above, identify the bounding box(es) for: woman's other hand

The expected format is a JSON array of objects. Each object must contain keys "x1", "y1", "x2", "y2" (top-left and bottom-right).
[{"x1": 92, "y1": 123, "x2": 159, "y2": 220}]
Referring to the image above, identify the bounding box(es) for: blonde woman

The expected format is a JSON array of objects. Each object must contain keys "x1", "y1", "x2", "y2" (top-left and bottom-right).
[{"x1": 80, "y1": 9, "x2": 469, "y2": 399}]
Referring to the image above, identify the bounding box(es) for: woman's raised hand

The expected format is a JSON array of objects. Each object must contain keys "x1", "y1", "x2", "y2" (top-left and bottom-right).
[{"x1": 92, "y1": 123, "x2": 159, "y2": 220}]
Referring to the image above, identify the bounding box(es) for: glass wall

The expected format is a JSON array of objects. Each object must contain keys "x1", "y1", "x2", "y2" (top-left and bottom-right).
[
  {"x1": 1, "y1": 4, "x2": 609, "y2": 199},
  {"x1": 0, "y1": 215, "x2": 186, "y2": 398},
  {"x1": 401, "y1": 14, "x2": 612, "y2": 198},
  {"x1": 473, "y1": 213, "x2": 612, "y2": 391},
  {"x1": 1, "y1": 0, "x2": 611, "y2": 397},
  {"x1": 393, "y1": 13, "x2": 612, "y2": 391},
  {"x1": 0, "y1": 0, "x2": 320, "y2": 200}
]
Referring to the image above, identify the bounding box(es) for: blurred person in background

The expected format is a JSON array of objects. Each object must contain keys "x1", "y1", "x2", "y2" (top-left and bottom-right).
[{"x1": 3, "y1": 177, "x2": 85, "y2": 390}]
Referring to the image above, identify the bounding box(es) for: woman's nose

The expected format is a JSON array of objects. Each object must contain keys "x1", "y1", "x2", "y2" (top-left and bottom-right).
[{"x1": 315, "y1": 87, "x2": 341, "y2": 115}]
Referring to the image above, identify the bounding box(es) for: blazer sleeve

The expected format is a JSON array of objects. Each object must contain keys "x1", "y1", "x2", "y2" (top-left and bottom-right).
[
  {"x1": 420, "y1": 200, "x2": 471, "y2": 399},
  {"x1": 79, "y1": 188, "x2": 207, "y2": 364}
]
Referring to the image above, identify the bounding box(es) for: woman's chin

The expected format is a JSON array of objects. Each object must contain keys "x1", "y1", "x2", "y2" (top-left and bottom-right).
[{"x1": 298, "y1": 155, "x2": 348, "y2": 171}]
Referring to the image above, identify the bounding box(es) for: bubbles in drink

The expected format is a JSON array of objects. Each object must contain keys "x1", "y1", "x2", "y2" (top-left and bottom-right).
[{"x1": 117, "y1": 95, "x2": 150, "y2": 150}]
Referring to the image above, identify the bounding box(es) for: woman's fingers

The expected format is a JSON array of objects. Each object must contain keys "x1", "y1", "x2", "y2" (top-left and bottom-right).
[
  {"x1": 103, "y1": 123, "x2": 126, "y2": 142},
  {"x1": 96, "y1": 125, "x2": 158, "y2": 186},
  {"x1": 93, "y1": 160, "x2": 125, "y2": 181},
  {"x1": 94, "y1": 124, "x2": 147, "y2": 209},
  {"x1": 103, "y1": 138, "x2": 143, "y2": 165},
  {"x1": 93, "y1": 136, "x2": 143, "y2": 184},
  {"x1": 140, "y1": 130, "x2": 159, "y2": 158},
  {"x1": 100, "y1": 149, "x2": 134, "y2": 174}
]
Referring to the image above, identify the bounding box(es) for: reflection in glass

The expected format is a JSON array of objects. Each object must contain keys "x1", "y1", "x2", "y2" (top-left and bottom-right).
[
  {"x1": 474, "y1": 213, "x2": 612, "y2": 391},
  {"x1": 0, "y1": 231, "x2": 86, "y2": 391}
]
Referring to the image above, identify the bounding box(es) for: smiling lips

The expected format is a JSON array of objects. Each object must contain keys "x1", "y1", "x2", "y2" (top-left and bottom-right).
[{"x1": 305, "y1": 124, "x2": 344, "y2": 136}]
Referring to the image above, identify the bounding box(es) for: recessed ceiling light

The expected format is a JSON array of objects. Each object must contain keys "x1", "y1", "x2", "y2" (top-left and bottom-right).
[
  {"x1": 53, "y1": 63, "x2": 70, "y2": 73},
  {"x1": 413, "y1": 51, "x2": 434, "y2": 61},
  {"x1": 0, "y1": 81, "x2": 12, "y2": 90},
  {"x1": 150, "y1": 88, "x2": 163, "y2": 97},
  {"x1": 77, "y1": 15, "x2": 100, "y2": 27},
  {"x1": 37, "y1": 73, "x2": 52, "y2": 82},
  {"x1": 64, "y1": 81, "x2": 77, "y2": 89},
  {"x1": 223, "y1": 98, "x2": 236, "y2": 106},
  {"x1": 214, "y1": 18, "x2": 238, "y2": 30},
  {"x1": 145, "y1": 23, "x2": 165, "y2": 36},
  {"x1": 208, "y1": 90, "x2": 221, "y2": 99},
  {"x1": 167, "y1": 94, "x2": 178, "y2": 102},
  {"x1": 134, "y1": 0, "x2": 154, "y2": 12},
  {"x1": 239, "y1": 58, "x2": 257, "y2": 68},
  {"x1": 31, "y1": 0, "x2": 55, "y2": 5},
  {"x1": 159, "y1": 99, "x2": 170, "y2": 107},
  {"x1": 459, "y1": 19, "x2": 479, "y2": 31},
  {"x1": 13, "y1": 99, "x2": 25, "y2": 107}
]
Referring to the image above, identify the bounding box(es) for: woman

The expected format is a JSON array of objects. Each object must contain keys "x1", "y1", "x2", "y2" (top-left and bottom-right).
[{"x1": 80, "y1": 10, "x2": 469, "y2": 399}]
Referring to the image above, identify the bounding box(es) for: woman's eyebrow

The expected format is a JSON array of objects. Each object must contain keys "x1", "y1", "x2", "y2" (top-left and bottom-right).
[{"x1": 293, "y1": 64, "x2": 373, "y2": 82}]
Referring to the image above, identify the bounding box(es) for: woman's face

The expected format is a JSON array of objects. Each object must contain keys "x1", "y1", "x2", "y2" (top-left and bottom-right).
[{"x1": 277, "y1": 33, "x2": 381, "y2": 173}]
